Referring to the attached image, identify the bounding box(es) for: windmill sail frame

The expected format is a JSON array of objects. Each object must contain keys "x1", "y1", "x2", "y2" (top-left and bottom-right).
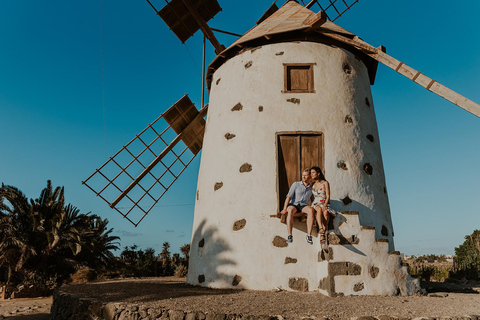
[{"x1": 82, "y1": 95, "x2": 207, "y2": 226}]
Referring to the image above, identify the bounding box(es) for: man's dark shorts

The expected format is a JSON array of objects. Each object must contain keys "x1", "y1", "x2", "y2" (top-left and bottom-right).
[{"x1": 287, "y1": 204, "x2": 307, "y2": 213}]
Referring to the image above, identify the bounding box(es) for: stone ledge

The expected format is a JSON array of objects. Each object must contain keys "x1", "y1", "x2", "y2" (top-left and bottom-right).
[{"x1": 50, "y1": 291, "x2": 480, "y2": 320}]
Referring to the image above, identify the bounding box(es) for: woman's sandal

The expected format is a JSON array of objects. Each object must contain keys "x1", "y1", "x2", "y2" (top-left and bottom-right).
[{"x1": 319, "y1": 228, "x2": 326, "y2": 245}]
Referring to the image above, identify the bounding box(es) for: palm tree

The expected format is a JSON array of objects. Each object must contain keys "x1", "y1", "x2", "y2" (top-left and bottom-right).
[
  {"x1": 159, "y1": 242, "x2": 172, "y2": 276},
  {"x1": 0, "y1": 184, "x2": 37, "y2": 285},
  {"x1": 180, "y1": 243, "x2": 190, "y2": 261},
  {"x1": 0, "y1": 181, "x2": 120, "y2": 288}
]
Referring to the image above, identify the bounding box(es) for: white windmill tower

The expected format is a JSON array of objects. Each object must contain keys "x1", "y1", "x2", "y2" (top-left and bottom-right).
[{"x1": 83, "y1": 0, "x2": 480, "y2": 296}]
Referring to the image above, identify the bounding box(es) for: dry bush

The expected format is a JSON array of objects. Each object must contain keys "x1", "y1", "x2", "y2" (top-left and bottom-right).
[
  {"x1": 174, "y1": 265, "x2": 188, "y2": 278},
  {"x1": 68, "y1": 268, "x2": 97, "y2": 284}
]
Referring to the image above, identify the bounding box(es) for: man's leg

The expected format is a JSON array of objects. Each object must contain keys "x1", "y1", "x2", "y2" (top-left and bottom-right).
[
  {"x1": 286, "y1": 205, "x2": 298, "y2": 237},
  {"x1": 302, "y1": 206, "x2": 315, "y2": 245},
  {"x1": 302, "y1": 206, "x2": 315, "y2": 236}
]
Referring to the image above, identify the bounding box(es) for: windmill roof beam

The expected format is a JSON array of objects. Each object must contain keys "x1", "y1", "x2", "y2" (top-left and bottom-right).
[
  {"x1": 205, "y1": 1, "x2": 378, "y2": 88},
  {"x1": 319, "y1": 31, "x2": 480, "y2": 118}
]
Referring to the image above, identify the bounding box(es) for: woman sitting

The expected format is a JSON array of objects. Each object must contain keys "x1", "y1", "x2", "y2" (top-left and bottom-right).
[{"x1": 310, "y1": 166, "x2": 335, "y2": 247}]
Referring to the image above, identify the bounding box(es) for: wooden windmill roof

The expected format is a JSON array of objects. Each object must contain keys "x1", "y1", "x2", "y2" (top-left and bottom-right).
[{"x1": 206, "y1": 0, "x2": 378, "y2": 88}]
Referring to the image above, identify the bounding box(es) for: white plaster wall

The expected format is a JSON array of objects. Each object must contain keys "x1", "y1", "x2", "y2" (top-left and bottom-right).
[{"x1": 187, "y1": 41, "x2": 396, "y2": 293}]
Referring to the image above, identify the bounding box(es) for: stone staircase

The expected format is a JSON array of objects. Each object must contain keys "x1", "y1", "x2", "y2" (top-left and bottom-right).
[{"x1": 317, "y1": 211, "x2": 420, "y2": 296}]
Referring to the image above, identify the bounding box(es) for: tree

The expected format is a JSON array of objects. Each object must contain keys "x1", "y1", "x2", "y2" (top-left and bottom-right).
[
  {"x1": 159, "y1": 242, "x2": 173, "y2": 276},
  {"x1": 455, "y1": 229, "x2": 480, "y2": 279},
  {"x1": 180, "y1": 243, "x2": 190, "y2": 265},
  {"x1": 120, "y1": 245, "x2": 157, "y2": 277},
  {"x1": 0, "y1": 181, "x2": 120, "y2": 289}
]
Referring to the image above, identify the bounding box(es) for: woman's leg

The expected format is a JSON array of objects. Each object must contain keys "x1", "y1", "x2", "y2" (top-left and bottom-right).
[{"x1": 315, "y1": 205, "x2": 326, "y2": 244}]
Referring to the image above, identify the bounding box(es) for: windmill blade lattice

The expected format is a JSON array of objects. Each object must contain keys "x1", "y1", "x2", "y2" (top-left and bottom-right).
[
  {"x1": 307, "y1": 0, "x2": 359, "y2": 21},
  {"x1": 83, "y1": 95, "x2": 206, "y2": 226}
]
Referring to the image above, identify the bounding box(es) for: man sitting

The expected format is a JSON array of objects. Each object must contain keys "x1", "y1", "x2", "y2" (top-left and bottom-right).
[{"x1": 279, "y1": 169, "x2": 316, "y2": 244}]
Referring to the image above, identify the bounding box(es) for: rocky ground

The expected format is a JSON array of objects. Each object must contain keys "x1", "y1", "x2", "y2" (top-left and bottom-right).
[
  {"x1": 0, "y1": 297, "x2": 51, "y2": 320},
  {"x1": 2, "y1": 277, "x2": 480, "y2": 319}
]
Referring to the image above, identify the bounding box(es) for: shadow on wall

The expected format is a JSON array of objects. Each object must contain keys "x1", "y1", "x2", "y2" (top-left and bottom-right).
[
  {"x1": 189, "y1": 219, "x2": 239, "y2": 288},
  {"x1": 330, "y1": 199, "x2": 393, "y2": 245}
]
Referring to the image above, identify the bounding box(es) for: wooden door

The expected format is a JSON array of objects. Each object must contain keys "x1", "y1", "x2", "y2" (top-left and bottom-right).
[{"x1": 277, "y1": 134, "x2": 323, "y2": 209}]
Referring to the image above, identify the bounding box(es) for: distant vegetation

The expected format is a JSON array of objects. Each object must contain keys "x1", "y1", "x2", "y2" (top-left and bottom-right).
[
  {"x1": 406, "y1": 230, "x2": 480, "y2": 282},
  {"x1": 454, "y1": 229, "x2": 480, "y2": 280},
  {"x1": 0, "y1": 181, "x2": 191, "y2": 298},
  {"x1": 118, "y1": 242, "x2": 190, "y2": 278}
]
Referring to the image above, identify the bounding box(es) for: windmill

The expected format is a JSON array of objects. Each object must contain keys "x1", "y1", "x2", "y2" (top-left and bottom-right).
[{"x1": 83, "y1": 0, "x2": 480, "y2": 296}]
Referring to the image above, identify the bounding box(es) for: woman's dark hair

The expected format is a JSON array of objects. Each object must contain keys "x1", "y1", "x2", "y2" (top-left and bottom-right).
[{"x1": 310, "y1": 166, "x2": 326, "y2": 181}]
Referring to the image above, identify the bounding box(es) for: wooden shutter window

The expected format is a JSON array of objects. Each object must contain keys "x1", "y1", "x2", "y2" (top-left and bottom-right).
[
  {"x1": 284, "y1": 63, "x2": 315, "y2": 93},
  {"x1": 277, "y1": 133, "x2": 324, "y2": 210}
]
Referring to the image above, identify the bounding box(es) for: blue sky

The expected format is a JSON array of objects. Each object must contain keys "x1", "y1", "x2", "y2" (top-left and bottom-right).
[{"x1": 1, "y1": 0, "x2": 479, "y2": 256}]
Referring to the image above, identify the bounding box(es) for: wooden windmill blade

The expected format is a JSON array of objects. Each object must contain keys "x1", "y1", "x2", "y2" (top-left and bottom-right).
[
  {"x1": 317, "y1": 30, "x2": 480, "y2": 118},
  {"x1": 306, "y1": 0, "x2": 359, "y2": 21},
  {"x1": 82, "y1": 95, "x2": 207, "y2": 226},
  {"x1": 148, "y1": 0, "x2": 225, "y2": 54}
]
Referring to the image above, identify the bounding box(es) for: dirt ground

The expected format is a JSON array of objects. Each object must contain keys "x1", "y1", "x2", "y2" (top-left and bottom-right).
[
  {"x1": 0, "y1": 297, "x2": 51, "y2": 320},
  {"x1": 2, "y1": 277, "x2": 480, "y2": 319}
]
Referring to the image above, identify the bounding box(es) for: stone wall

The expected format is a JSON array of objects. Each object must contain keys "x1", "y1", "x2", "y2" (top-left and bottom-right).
[{"x1": 50, "y1": 291, "x2": 480, "y2": 320}]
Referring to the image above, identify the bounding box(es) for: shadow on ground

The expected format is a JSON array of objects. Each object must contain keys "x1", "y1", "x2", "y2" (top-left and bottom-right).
[
  {"x1": 421, "y1": 280, "x2": 480, "y2": 294},
  {"x1": 6, "y1": 314, "x2": 49, "y2": 320},
  {"x1": 59, "y1": 277, "x2": 242, "y2": 303}
]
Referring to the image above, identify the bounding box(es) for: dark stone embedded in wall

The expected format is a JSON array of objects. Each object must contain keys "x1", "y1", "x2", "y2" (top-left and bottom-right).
[
  {"x1": 353, "y1": 282, "x2": 364, "y2": 292},
  {"x1": 329, "y1": 262, "x2": 362, "y2": 276},
  {"x1": 258, "y1": 106, "x2": 264, "y2": 112},
  {"x1": 341, "y1": 196, "x2": 352, "y2": 205},
  {"x1": 198, "y1": 275, "x2": 205, "y2": 283},
  {"x1": 363, "y1": 163, "x2": 373, "y2": 175},
  {"x1": 214, "y1": 182, "x2": 223, "y2": 191},
  {"x1": 343, "y1": 63, "x2": 352, "y2": 74},
  {"x1": 231, "y1": 103, "x2": 243, "y2": 111},
  {"x1": 197, "y1": 190, "x2": 199, "y2": 200},
  {"x1": 381, "y1": 225, "x2": 389, "y2": 236},
  {"x1": 275, "y1": 51, "x2": 284, "y2": 56},
  {"x1": 328, "y1": 233, "x2": 359, "y2": 245},
  {"x1": 272, "y1": 236, "x2": 288, "y2": 248},
  {"x1": 286, "y1": 98, "x2": 300, "y2": 104},
  {"x1": 367, "y1": 134, "x2": 374, "y2": 142},
  {"x1": 337, "y1": 161, "x2": 348, "y2": 170},
  {"x1": 318, "y1": 248, "x2": 332, "y2": 262},
  {"x1": 250, "y1": 47, "x2": 260, "y2": 53},
  {"x1": 369, "y1": 266, "x2": 379, "y2": 278},
  {"x1": 288, "y1": 278, "x2": 309, "y2": 292},
  {"x1": 318, "y1": 277, "x2": 329, "y2": 291},
  {"x1": 365, "y1": 97, "x2": 371, "y2": 107},
  {"x1": 285, "y1": 257, "x2": 297, "y2": 264},
  {"x1": 389, "y1": 251, "x2": 401, "y2": 255},
  {"x1": 239, "y1": 163, "x2": 252, "y2": 173},
  {"x1": 245, "y1": 61, "x2": 253, "y2": 69},
  {"x1": 376, "y1": 238, "x2": 389, "y2": 243},
  {"x1": 345, "y1": 115, "x2": 353, "y2": 124},
  {"x1": 225, "y1": 133, "x2": 236, "y2": 140},
  {"x1": 199, "y1": 238, "x2": 205, "y2": 248},
  {"x1": 233, "y1": 219, "x2": 246, "y2": 231},
  {"x1": 216, "y1": 78, "x2": 221, "y2": 85},
  {"x1": 232, "y1": 275, "x2": 242, "y2": 286},
  {"x1": 362, "y1": 226, "x2": 375, "y2": 230}
]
